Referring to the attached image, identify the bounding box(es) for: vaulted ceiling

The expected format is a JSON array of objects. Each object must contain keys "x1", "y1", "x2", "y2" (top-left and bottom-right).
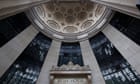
[{"x1": 28, "y1": 1, "x2": 112, "y2": 42}]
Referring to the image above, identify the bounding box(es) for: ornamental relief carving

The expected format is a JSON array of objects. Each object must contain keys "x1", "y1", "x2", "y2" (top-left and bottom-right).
[
  {"x1": 81, "y1": 20, "x2": 94, "y2": 30},
  {"x1": 50, "y1": 61, "x2": 92, "y2": 84},
  {"x1": 51, "y1": 61, "x2": 90, "y2": 71},
  {"x1": 34, "y1": 2, "x2": 106, "y2": 33}
]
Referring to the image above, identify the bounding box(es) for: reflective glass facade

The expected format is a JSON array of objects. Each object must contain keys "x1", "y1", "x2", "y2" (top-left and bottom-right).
[
  {"x1": 110, "y1": 12, "x2": 140, "y2": 45},
  {"x1": 90, "y1": 32, "x2": 140, "y2": 84},
  {"x1": 58, "y1": 42, "x2": 83, "y2": 66},
  {"x1": 0, "y1": 33, "x2": 52, "y2": 84},
  {"x1": 0, "y1": 12, "x2": 31, "y2": 47}
]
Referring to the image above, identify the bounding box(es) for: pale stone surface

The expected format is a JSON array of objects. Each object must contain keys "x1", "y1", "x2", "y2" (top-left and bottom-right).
[
  {"x1": 91, "y1": 0, "x2": 140, "y2": 19},
  {"x1": 0, "y1": 0, "x2": 50, "y2": 9},
  {"x1": 80, "y1": 40, "x2": 105, "y2": 84},
  {"x1": 0, "y1": 0, "x2": 50, "y2": 19},
  {"x1": 36, "y1": 40, "x2": 61, "y2": 84},
  {"x1": 98, "y1": 0, "x2": 136, "y2": 7},
  {"x1": 102, "y1": 24, "x2": 140, "y2": 73},
  {"x1": 0, "y1": 25, "x2": 39, "y2": 77}
]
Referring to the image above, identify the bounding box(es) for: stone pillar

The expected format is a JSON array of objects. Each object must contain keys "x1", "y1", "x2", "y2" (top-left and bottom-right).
[
  {"x1": 102, "y1": 24, "x2": 140, "y2": 73},
  {"x1": 36, "y1": 40, "x2": 61, "y2": 84},
  {"x1": 0, "y1": 0, "x2": 50, "y2": 20},
  {"x1": 91, "y1": 0, "x2": 140, "y2": 19},
  {"x1": 80, "y1": 40, "x2": 105, "y2": 84},
  {"x1": 0, "y1": 25, "x2": 39, "y2": 77}
]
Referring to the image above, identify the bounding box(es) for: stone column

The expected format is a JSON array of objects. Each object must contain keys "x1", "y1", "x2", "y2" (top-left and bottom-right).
[
  {"x1": 0, "y1": 0, "x2": 50, "y2": 20},
  {"x1": 91, "y1": 0, "x2": 140, "y2": 19},
  {"x1": 36, "y1": 40, "x2": 61, "y2": 84},
  {"x1": 80, "y1": 40, "x2": 105, "y2": 84},
  {"x1": 102, "y1": 24, "x2": 140, "y2": 73},
  {"x1": 0, "y1": 25, "x2": 39, "y2": 77}
]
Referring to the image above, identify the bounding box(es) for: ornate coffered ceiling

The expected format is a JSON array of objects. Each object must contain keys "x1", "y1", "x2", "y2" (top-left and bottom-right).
[{"x1": 27, "y1": 1, "x2": 112, "y2": 42}]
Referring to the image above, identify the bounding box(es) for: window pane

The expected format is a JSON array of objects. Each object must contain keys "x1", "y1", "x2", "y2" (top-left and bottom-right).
[
  {"x1": 89, "y1": 32, "x2": 140, "y2": 84},
  {"x1": 110, "y1": 12, "x2": 140, "y2": 45},
  {"x1": 58, "y1": 42, "x2": 83, "y2": 66},
  {"x1": 0, "y1": 33, "x2": 52, "y2": 84},
  {"x1": 0, "y1": 12, "x2": 31, "y2": 47}
]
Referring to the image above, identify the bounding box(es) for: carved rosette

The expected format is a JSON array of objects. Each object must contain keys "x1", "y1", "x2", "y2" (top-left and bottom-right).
[
  {"x1": 34, "y1": 2, "x2": 106, "y2": 33},
  {"x1": 28, "y1": 1, "x2": 112, "y2": 42}
]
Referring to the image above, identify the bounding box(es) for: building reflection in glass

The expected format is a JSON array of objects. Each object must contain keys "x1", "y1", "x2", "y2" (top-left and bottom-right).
[
  {"x1": 89, "y1": 32, "x2": 140, "y2": 84},
  {"x1": 58, "y1": 42, "x2": 84, "y2": 66},
  {"x1": 0, "y1": 33, "x2": 52, "y2": 84},
  {"x1": 110, "y1": 12, "x2": 140, "y2": 45},
  {"x1": 0, "y1": 12, "x2": 31, "y2": 47}
]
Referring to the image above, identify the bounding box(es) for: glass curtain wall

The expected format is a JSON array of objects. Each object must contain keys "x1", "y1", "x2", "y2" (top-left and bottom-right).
[
  {"x1": 89, "y1": 32, "x2": 140, "y2": 84},
  {"x1": 0, "y1": 12, "x2": 31, "y2": 47},
  {"x1": 0, "y1": 33, "x2": 52, "y2": 84},
  {"x1": 58, "y1": 42, "x2": 83, "y2": 66},
  {"x1": 110, "y1": 12, "x2": 140, "y2": 45}
]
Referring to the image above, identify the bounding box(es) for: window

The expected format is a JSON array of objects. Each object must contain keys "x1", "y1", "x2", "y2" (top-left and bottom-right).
[
  {"x1": 0, "y1": 12, "x2": 31, "y2": 47},
  {"x1": 0, "y1": 33, "x2": 52, "y2": 84},
  {"x1": 89, "y1": 32, "x2": 140, "y2": 84},
  {"x1": 110, "y1": 12, "x2": 140, "y2": 45},
  {"x1": 58, "y1": 42, "x2": 83, "y2": 66}
]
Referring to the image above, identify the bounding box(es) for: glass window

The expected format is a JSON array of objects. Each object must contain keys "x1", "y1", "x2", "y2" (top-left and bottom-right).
[
  {"x1": 89, "y1": 32, "x2": 140, "y2": 84},
  {"x1": 0, "y1": 33, "x2": 52, "y2": 84},
  {"x1": 110, "y1": 12, "x2": 140, "y2": 45},
  {"x1": 58, "y1": 42, "x2": 83, "y2": 66},
  {"x1": 0, "y1": 12, "x2": 31, "y2": 47}
]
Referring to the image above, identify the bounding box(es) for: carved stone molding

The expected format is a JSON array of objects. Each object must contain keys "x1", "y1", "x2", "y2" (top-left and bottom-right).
[
  {"x1": 51, "y1": 61, "x2": 91, "y2": 71},
  {"x1": 27, "y1": 1, "x2": 113, "y2": 42},
  {"x1": 50, "y1": 61, "x2": 92, "y2": 84},
  {"x1": 30, "y1": 2, "x2": 107, "y2": 33}
]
